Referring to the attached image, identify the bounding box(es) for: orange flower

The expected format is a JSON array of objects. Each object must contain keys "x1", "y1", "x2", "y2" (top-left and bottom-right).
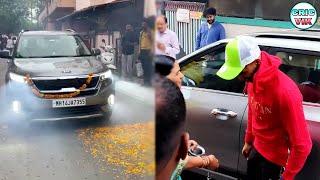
[
  {"x1": 77, "y1": 122, "x2": 155, "y2": 177},
  {"x1": 79, "y1": 84, "x2": 87, "y2": 90},
  {"x1": 86, "y1": 77, "x2": 93, "y2": 85},
  {"x1": 25, "y1": 73, "x2": 94, "y2": 99}
]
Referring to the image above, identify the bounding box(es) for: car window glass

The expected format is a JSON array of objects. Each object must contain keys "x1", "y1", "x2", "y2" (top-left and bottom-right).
[
  {"x1": 16, "y1": 35, "x2": 91, "y2": 58},
  {"x1": 181, "y1": 46, "x2": 245, "y2": 93},
  {"x1": 276, "y1": 51, "x2": 320, "y2": 104}
]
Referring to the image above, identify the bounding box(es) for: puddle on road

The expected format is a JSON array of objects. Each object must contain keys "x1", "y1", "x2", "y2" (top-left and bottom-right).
[{"x1": 77, "y1": 122, "x2": 154, "y2": 179}]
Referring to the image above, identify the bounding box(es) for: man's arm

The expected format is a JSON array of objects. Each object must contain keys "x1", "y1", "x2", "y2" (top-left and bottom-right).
[
  {"x1": 244, "y1": 93, "x2": 254, "y2": 145},
  {"x1": 164, "y1": 32, "x2": 180, "y2": 56},
  {"x1": 149, "y1": 29, "x2": 154, "y2": 54},
  {"x1": 245, "y1": 97, "x2": 254, "y2": 144},
  {"x1": 184, "y1": 155, "x2": 219, "y2": 171},
  {"x1": 280, "y1": 91, "x2": 312, "y2": 180},
  {"x1": 138, "y1": 31, "x2": 143, "y2": 54},
  {"x1": 195, "y1": 25, "x2": 202, "y2": 50},
  {"x1": 242, "y1": 93, "x2": 254, "y2": 158},
  {"x1": 219, "y1": 25, "x2": 226, "y2": 40}
]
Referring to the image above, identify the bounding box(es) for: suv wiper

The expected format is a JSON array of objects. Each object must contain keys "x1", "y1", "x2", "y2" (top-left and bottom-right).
[
  {"x1": 38, "y1": 56, "x2": 68, "y2": 58},
  {"x1": 69, "y1": 54, "x2": 92, "y2": 57},
  {"x1": 14, "y1": 54, "x2": 93, "y2": 58},
  {"x1": 18, "y1": 55, "x2": 92, "y2": 58},
  {"x1": 40, "y1": 55, "x2": 93, "y2": 58}
]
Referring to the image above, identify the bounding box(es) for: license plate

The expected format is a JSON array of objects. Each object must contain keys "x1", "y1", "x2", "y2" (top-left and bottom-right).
[{"x1": 52, "y1": 98, "x2": 86, "y2": 108}]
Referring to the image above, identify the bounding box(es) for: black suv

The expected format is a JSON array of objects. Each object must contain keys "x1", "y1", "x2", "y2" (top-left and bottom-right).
[{"x1": 0, "y1": 30, "x2": 115, "y2": 121}]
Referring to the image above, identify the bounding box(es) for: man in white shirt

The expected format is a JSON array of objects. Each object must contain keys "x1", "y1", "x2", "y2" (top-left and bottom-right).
[{"x1": 155, "y1": 15, "x2": 180, "y2": 59}]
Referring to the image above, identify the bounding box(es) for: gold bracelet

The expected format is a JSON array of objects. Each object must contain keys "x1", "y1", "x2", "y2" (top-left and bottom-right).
[
  {"x1": 201, "y1": 156, "x2": 209, "y2": 168},
  {"x1": 205, "y1": 156, "x2": 210, "y2": 167},
  {"x1": 201, "y1": 156, "x2": 206, "y2": 168}
]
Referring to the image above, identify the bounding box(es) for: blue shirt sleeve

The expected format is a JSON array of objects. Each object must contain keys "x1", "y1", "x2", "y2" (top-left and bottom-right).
[
  {"x1": 195, "y1": 24, "x2": 202, "y2": 50},
  {"x1": 219, "y1": 24, "x2": 226, "y2": 40}
]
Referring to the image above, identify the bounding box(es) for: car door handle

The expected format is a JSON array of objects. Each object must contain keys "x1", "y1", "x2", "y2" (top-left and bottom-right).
[{"x1": 211, "y1": 108, "x2": 237, "y2": 118}]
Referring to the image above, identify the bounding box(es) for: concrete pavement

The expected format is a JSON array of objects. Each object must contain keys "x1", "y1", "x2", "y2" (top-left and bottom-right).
[{"x1": 0, "y1": 60, "x2": 155, "y2": 180}]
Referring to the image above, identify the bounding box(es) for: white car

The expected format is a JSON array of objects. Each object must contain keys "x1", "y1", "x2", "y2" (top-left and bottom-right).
[{"x1": 179, "y1": 29, "x2": 320, "y2": 180}]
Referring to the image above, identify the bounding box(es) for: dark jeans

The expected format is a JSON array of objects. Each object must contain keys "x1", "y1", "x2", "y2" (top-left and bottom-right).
[
  {"x1": 139, "y1": 49, "x2": 153, "y2": 86},
  {"x1": 247, "y1": 148, "x2": 283, "y2": 180}
]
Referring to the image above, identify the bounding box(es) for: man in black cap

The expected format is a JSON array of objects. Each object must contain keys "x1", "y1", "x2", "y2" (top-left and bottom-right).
[{"x1": 196, "y1": 7, "x2": 225, "y2": 50}]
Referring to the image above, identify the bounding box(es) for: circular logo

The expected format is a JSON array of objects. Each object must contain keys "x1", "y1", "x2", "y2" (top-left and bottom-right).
[{"x1": 290, "y1": 2, "x2": 318, "y2": 29}]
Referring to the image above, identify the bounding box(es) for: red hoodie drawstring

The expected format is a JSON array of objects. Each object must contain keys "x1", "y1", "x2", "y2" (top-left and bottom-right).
[{"x1": 243, "y1": 82, "x2": 248, "y2": 96}]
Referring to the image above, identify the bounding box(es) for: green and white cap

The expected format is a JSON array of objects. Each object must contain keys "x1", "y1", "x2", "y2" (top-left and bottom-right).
[{"x1": 217, "y1": 36, "x2": 261, "y2": 80}]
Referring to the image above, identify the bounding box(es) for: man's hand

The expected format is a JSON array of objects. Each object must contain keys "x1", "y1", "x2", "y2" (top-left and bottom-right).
[
  {"x1": 242, "y1": 143, "x2": 252, "y2": 159},
  {"x1": 188, "y1": 140, "x2": 198, "y2": 151},
  {"x1": 207, "y1": 155, "x2": 219, "y2": 171},
  {"x1": 157, "y1": 42, "x2": 166, "y2": 52}
]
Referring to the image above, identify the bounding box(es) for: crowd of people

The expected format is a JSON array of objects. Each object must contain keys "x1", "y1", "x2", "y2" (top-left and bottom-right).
[
  {"x1": 116, "y1": 7, "x2": 226, "y2": 87},
  {"x1": 0, "y1": 33, "x2": 17, "y2": 52},
  {"x1": 104, "y1": 18, "x2": 154, "y2": 86}
]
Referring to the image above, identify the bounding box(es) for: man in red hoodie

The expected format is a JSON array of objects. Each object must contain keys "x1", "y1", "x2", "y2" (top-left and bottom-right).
[{"x1": 216, "y1": 36, "x2": 312, "y2": 180}]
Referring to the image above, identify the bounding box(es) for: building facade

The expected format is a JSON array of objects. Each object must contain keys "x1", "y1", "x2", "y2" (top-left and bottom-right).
[
  {"x1": 160, "y1": 0, "x2": 320, "y2": 57},
  {"x1": 38, "y1": 0, "x2": 76, "y2": 30}
]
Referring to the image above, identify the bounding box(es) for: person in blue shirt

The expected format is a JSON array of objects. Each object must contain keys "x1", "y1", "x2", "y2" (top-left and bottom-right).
[{"x1": 196, "y1": 7, "x2": 226, "y2": 50}]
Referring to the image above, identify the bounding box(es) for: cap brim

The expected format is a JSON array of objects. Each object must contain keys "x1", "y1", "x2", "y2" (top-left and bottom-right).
[{"x1": 216, "y1": 64, "x2": 244, "y2": 80}]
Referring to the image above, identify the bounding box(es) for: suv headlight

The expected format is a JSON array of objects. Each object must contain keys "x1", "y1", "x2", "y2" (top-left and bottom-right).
[
  {"x1": 9, "y1": 72, "x2": 26, "y2": 83},
  {"x1": 100, "y1": 70, "x2": 112, "y2": 81}
]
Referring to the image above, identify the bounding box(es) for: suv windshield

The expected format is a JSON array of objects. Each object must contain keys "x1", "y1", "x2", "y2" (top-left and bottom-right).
[{"x1": 16, "y1": 35, "x2": 92, "y2": 58}]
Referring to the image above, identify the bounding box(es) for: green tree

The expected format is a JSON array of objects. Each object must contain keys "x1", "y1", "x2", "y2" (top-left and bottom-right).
[
  {"x1": 0, "y1": 0, "x2": 44, "y2": 34},
  {"x1": 24, "y1": 0, "x2": 44, "y2": 30},
  {"x1": 0, "y1": 0, "x2": 29, "y2": 33}
]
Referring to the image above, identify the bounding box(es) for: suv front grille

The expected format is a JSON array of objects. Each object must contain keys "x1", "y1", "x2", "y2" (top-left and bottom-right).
[
  {"x1": 46, "y1": 89, "x2": 99, "y2": 97},
  {"x1": 32, "y1": 77, "x2": 100, "y2": 91}
]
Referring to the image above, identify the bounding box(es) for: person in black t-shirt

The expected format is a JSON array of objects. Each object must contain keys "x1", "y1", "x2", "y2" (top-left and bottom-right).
[{"x1": 121, "y1": 24, "x2": 136, "y2": 80}]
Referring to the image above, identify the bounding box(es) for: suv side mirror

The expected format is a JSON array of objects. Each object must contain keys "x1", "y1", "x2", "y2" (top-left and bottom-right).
[
  {"x1": 0, "y1": 50, "x2": 11, "y2": 59},
  {"x1": 92, "y1": 48, "x2": 101, "y2": 56},
  {"x1": 182, "y1": 76, "x2": 196, "y2": 87}
]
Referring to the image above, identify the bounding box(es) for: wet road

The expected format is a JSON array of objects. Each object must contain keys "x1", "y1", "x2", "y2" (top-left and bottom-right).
[{"x1": 0, "y1": 61, "x2": 154, "y2": 180}]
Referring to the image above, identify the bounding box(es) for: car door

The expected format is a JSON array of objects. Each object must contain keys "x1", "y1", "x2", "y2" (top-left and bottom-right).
[
  {"x1": 270, "y1": 47, "x2": 320, "y2": 180},
  {"x1": 180, "y1": 43, "x2": 247, "y2": 175}
]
